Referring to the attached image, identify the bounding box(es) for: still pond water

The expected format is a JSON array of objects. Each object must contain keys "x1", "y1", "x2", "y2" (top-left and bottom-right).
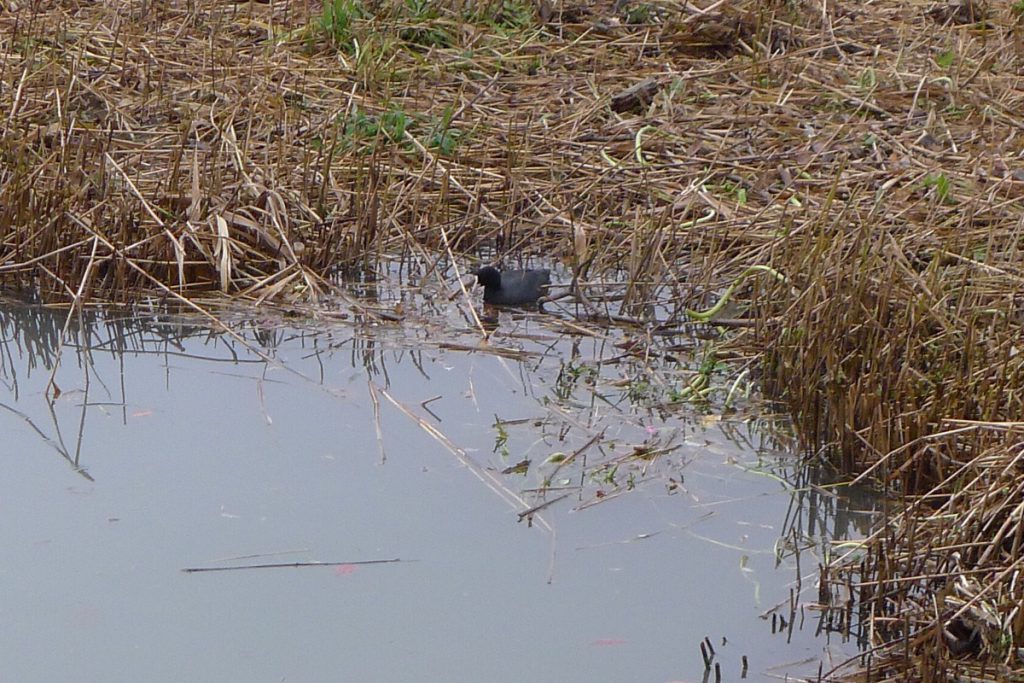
[{"x1": 0, "y1": 284, "x2": 873, "y2": 682}]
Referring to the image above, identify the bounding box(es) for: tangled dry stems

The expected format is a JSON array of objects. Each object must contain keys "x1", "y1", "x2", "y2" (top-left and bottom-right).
[
  {"x1": 822, "y1": 425, "x2": 1024, "y2": 682},
  {"x1": 3, "y1": 0, "x2": 1024, "y2": 678}
]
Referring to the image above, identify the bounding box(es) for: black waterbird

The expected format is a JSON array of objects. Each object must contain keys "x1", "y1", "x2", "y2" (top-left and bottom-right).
[{"x1": 474, "y1": 266, "x2": 551, "y2": 306}]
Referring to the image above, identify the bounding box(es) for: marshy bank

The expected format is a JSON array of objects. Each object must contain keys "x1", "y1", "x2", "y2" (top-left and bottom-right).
[{"x1": 2, "y1": 0, "x2": 1024, "y2": 679}]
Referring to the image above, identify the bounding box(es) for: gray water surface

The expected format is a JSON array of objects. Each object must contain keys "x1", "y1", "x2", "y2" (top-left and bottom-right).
[{"x1": 0, "y1": 297, "x2": 872, "y2": 682}]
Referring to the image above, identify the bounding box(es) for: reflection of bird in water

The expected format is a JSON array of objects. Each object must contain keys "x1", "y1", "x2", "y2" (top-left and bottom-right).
[{"x1": 473, "y1": 266, "x2": 550, "y2": 306}]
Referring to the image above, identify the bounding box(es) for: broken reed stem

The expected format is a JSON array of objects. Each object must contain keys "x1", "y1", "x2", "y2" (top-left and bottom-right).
[
  {"x1": 182, "y1": 558, "x2": 403, "y2": 573},
  {"x1": 374, "y1": 383, "x2": 552, "y2": 533}
]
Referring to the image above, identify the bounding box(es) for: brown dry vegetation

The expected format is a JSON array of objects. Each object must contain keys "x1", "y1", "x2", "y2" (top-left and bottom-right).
[{"x1": 3, "y1": 0, "x2": 1024, "y2": 678}]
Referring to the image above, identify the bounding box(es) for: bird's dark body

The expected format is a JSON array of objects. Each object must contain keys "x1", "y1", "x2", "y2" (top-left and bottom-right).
[{"x1": 475, "y1": 266, "x2": 550, "y2": 305}]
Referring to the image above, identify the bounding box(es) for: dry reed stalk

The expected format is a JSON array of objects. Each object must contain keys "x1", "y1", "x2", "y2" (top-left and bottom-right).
[{"x1": 823, "y1": 425, "x2": 1024, "y2": 681}]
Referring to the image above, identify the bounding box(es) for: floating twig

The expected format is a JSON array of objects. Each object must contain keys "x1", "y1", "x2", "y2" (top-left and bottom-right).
[{"x1": 182, "y1": 558, "x2": 403, "y2": 573}]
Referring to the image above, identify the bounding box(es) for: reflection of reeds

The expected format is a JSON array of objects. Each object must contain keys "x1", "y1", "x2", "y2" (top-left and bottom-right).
[{"x1": 0, "y1": 301, "x2": 278, "y2": 478}]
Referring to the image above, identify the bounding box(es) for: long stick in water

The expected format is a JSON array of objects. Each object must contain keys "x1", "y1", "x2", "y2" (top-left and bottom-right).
[{"x1": 182, "y1": 558, "x2": 403, "y2": 573}]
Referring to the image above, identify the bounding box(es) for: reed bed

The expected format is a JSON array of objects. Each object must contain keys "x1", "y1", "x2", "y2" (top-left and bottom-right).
[
  {"x1": 3, "y1": 0, "x2": 1024, "y2": 677},
  {"x1": 820, "y1": 424, "x2": 1024, "y2": 681}
]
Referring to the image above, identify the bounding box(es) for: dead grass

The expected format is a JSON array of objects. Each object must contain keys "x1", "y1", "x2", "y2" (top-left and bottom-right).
[
  {"x1": 819, "y1": 424, "x2": 1024, "y2": 682},
  {"x1": 3, "y1": 0, "x2": 1024, "y2": 677}
]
